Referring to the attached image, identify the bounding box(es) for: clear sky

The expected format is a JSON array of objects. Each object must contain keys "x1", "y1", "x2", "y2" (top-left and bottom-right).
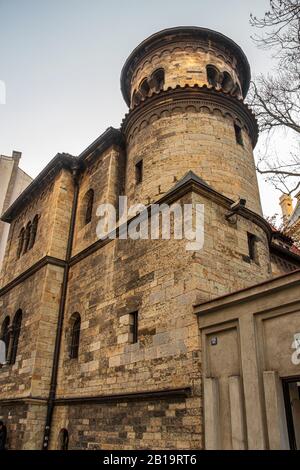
[{"x1": 0, "y1": 0, "x2": 290, "y2": 217}]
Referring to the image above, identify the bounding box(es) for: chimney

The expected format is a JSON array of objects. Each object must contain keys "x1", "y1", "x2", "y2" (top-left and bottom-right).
[
  {"x1": 279, "y1": 194, "x2": 293, "y2": 222},
  {"x1": 12, "y1": 150, "x2": 22, "y2": 163}
]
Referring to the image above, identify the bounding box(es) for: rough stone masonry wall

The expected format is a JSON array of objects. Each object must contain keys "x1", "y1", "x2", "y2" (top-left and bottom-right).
[
  {"x1": 0, "y1": 169, "x2": 74, "y2": 287},
  {"x1": 50, "y1": 186, "x2": 271, "y2": 449},
  {"x1": 0, "y1": 264, "x2": 63, "y2": 399},
  {"x1": 50, "y1": 397, "x2": 201, "y2": 450},
  {"x1": 130, "y1": 41, "x2": 243, "y2": 103},
  {"x1": 125, "y1": 108, "x2": 262, "y2": 215},
  {"x1": 0, "y1": 402, "x2": 47, "y2": 450},
  {"x1": 0, "y1": 402, "x2": 28, "y2": 449},
  {"x1": 72, "y1": 145, "x2": 125, "y2": 256}
]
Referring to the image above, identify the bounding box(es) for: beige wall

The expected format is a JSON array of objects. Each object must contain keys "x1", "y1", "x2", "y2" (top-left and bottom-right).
[{"x1": 196, "y1": 269, "x2": 300, "y2": 449}]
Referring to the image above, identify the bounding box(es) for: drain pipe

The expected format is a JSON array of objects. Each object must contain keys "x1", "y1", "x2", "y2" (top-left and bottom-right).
[{"x1": 42, "y1": 162, "x2": 81, "y2": 450}]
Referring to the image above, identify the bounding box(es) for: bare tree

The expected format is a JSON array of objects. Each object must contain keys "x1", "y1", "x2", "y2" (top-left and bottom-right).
[{"x1": 248, "y1": 0, "x2": 300, "y2": 196}]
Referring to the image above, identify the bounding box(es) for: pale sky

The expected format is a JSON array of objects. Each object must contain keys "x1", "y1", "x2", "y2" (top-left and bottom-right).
[{"x1": 0, "y1": 0, "x2": 293, "y2": 217}]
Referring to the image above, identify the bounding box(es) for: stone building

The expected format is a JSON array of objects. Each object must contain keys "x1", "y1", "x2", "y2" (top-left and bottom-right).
[
  {"x1": 0, "y1": 151, "x2": 32, "y2": 271},
  {"x1": 280, "y1": 192, "x2": 300, "y2": 247},
  {"x1": 0, "y1": 27, "x2": 299, "y2": 450}
]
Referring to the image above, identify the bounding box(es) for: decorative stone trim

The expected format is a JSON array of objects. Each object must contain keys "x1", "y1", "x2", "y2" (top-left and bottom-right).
[
  {"x1": 130, "y1": 42, "x2": 238, "y2": 86},
  {"x1": 0, "y1": 256, "x2": 66, "y2": 296},
  {"x1": 121, "y1": 26, "x2": 251, "y2": 105},
  {"x1": 55, "y1": 387, "x2": 192, "y2": 405},
  {"x1": 121, "y1": 84, "x2": 258, "y2": 147}
]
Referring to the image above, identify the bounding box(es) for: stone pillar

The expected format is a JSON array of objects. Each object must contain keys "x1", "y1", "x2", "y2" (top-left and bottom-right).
[
  {"x1": 229, "y1": 375, "x2": 246, "y2": 449},
  {"x1": 204, "y1": 377, "x2": 220, "y2": 449},
  {"x1": 239, "y1": 315, "x2": 266, "y2": 449},
  {"x1": 263, "y1": 371, "x2": 289, "y2": 449}
]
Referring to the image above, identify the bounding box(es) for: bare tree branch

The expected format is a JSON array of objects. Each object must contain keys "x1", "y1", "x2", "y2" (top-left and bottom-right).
[{"x1": 249, "y1": 0, "x2": 300, "y2": 196}]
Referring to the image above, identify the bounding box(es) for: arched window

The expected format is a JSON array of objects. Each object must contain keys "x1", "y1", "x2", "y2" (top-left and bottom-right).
[
  {"x1": 131, "y1": 90, "x2": 141, "y2": 108},
  {"x1": 23, "y1": 221, "x2": 32, "y2": 253},
  {"x1": 10, "y1": 309, "x2": 22, "y2": 365},
  {"x1": 58, "y1": 428, "x2": 69, "y2": 450},
  {"x1": 1, "y1": 316, "x2": 10, "y2": 361},
  {"x1": 206, "y1": 65, "x2": 220, "y2": 87},
  {"x1": 150, "y1": 69, "x2": 165, "y2": 92},
  {"x1": 70, "y1": 313, "x2": 81, "y2": 359},
  {"x1": 139, "y1": 78, "x2": 150, "y2": 98},
  {"x1": 84, "y1": 189, "x2": 94, "y2": 225},
  {"x1": 17, "y1": 228, "x2": 25, "y2": 258},
  {"x1": 221, "y1": 71, "x2": 234, "y2": 93},
  {"x1": 29, "y1": 215, "x2": 39, "y2": 250}
]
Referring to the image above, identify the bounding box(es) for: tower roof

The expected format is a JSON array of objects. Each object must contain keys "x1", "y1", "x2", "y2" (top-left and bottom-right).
[{"x1": 120, "y1": 26, "x2": 251, "y2": 107}]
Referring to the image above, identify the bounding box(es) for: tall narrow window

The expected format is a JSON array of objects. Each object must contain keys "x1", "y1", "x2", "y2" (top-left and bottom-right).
[
  {"x1": 247, "y1": 233, "x2": 257, "y2": 261},
  {"x1": 17, "y1": 228, "x2": 25, "y2": 258},
  {"x1": 23, "y1": 221, "x2": 32, "y2": 253},
  {"x1": 58, "y1": 428, "x2": 69, "y2": 450},
  {"x1": 234, "y1": 124, "x2": 243, "y2": 146},
  {"x1": 70, "y1": 313, "x2": 81, "y2": 359},
  {"x1": 10, "y1": 309, "x2": 22, "y2": 365},
  {"x1": 1, "y1": 316, "x2": 10, "y2": 361},
  {"x1": 84, "y1": 189, "x2": 94, "y2": 225},
  {"x1": 129, "y1": 312, "x2": 138, "y2": 344},
  {"x1": 135, "y1": 160, "x2": 143, "y2": 185},
  {"x1": 29, "y1": 215, "x2": 39, "y2": 250}
]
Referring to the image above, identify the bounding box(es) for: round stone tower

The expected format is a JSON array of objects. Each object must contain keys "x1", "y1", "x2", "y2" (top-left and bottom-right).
[{"x1": 121, "y1": 27, "x2": 262, "y2": 215}]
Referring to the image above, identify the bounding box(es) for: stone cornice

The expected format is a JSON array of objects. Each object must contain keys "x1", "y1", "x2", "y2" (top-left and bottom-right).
[
  {"x1": 1, "y1": 154, "x2": 80, "y2": 223},
  {"x1": 78, "y1": 127, "x2": 125, "y2": 166},
  {"x1": 0, "y1": 397, "x2": 47, "y2": 405},
  {"x1": 120, "y1": 26, "x2": 251, "y2": 106},
  {"x1": 158, "y1": 173, "x2": 273, "y2": 240},
  {"x1": 0, "y1": 387, "x2": 192, "y2": 406},
  {"x1": 1, "y1": 128, "x2": 124, "y2": 224},
  {"x1": 194, "y1": 268, "x2": 300, "y2": 316},
  {"x1": 0, "y1": 176, "x2": 281, "y2": 294},
  {"x1": 121, "y1": 84, "x2": 259, "y2": 148},
  {"x1": 0, "y1": 256, "x2": 66, "y2": 296}
]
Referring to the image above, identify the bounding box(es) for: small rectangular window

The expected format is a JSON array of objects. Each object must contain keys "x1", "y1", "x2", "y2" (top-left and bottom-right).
[
  {"x1": 247, "y1": 232, "x2": 257, "y2": 261},
  {"x1": 135, "y1": 160, "x2": 143, "y2": 185},
  {"x1": 129, "y1": 311, "x2": 138, "y2": 344},
  {"x1": 234, "y1": 124, "x2": 243, "y2": 146}
]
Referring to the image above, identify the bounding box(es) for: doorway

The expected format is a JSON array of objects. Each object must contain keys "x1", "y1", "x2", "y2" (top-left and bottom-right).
[{"x1": 282, "y1": 377, "x2": 300, "y2": 450}]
